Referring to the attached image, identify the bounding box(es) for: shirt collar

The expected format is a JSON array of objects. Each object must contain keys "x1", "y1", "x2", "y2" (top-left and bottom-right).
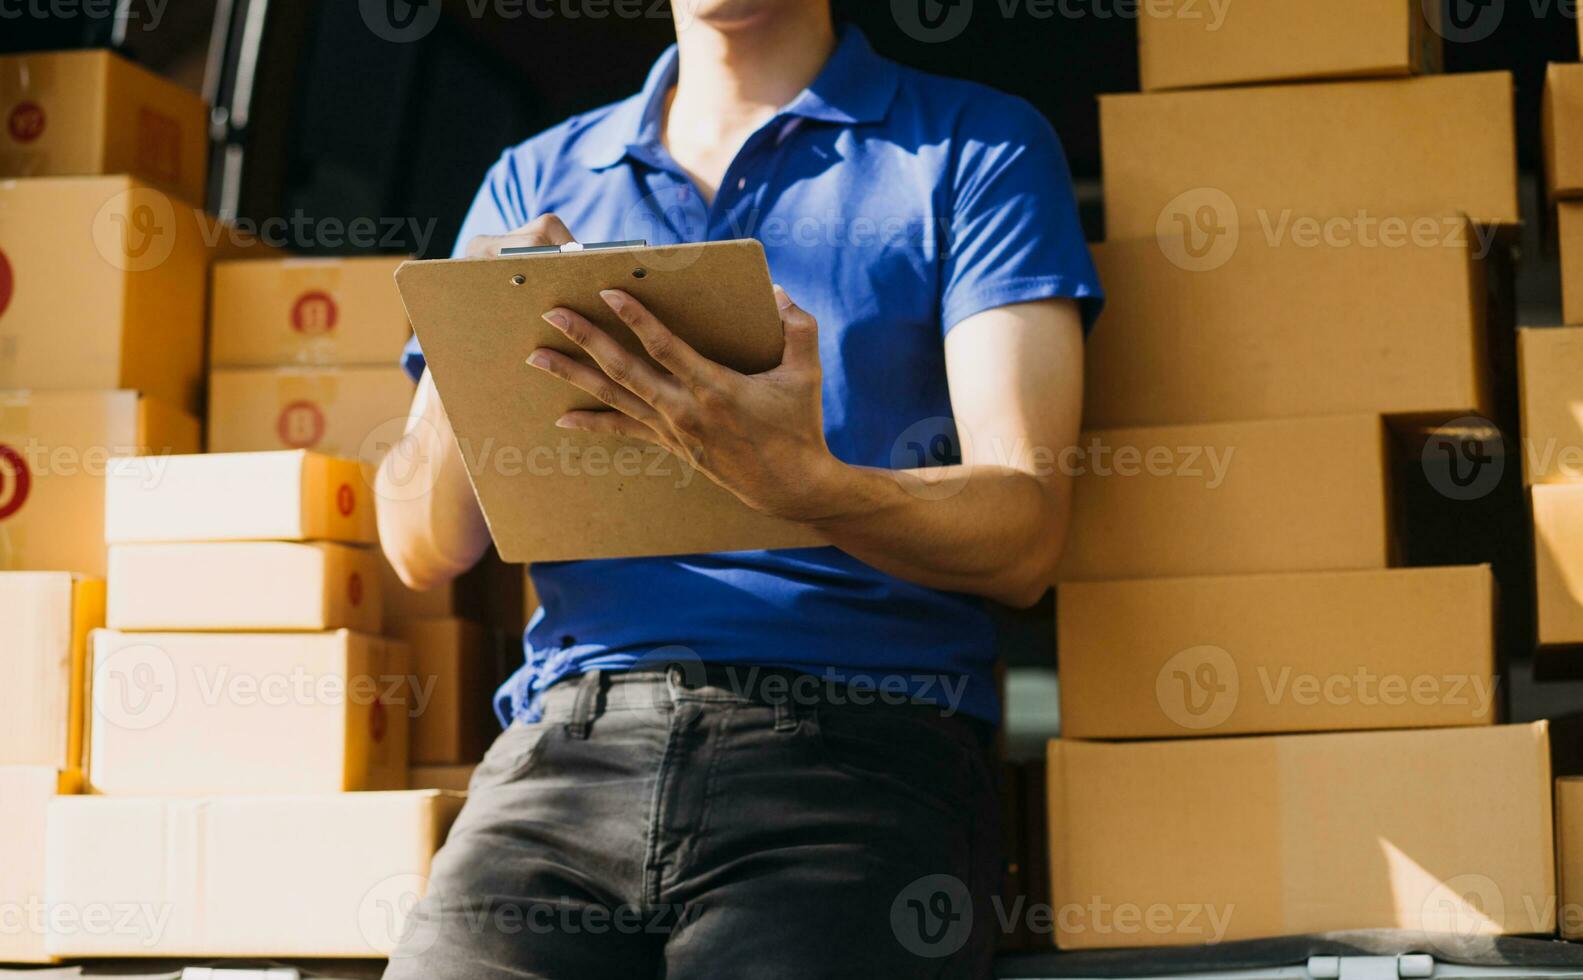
[{"x1": 575, "y1": 25, "x2": 900, "y2": 171}]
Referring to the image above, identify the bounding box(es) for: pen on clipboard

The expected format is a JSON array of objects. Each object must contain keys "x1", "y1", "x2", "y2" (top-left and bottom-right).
[{"x1": 498, "y1": 239, "x2": 648, "y2": 256}]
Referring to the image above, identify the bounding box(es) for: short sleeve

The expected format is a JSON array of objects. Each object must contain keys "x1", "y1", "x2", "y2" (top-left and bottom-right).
[
  {"x1": 402, "y1": 152, "x2": 526, "y2": 381},
  {"x1": 940, "y1": 98, "x2": 1103, "y2": 336}
]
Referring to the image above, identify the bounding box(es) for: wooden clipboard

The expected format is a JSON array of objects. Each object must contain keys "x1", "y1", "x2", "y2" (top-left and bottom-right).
[{"x1": 395, "y1": 240, "x2": 824, "y2": 563}]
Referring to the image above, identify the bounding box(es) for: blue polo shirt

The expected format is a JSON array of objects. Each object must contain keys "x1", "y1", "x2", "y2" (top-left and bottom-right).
[{"x1": 403, "y1": 26, "x2": 1102, "y2": 725}]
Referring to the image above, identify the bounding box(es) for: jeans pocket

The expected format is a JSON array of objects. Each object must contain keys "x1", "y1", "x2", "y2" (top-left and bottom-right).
[{"x1": 470, "y1": 718, "x2": 555, "y2": 791}]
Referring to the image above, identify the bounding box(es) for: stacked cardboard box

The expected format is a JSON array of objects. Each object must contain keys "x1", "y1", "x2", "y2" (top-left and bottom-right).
[
  {"x1": 0, "y1": 50, "x2": 217, "y2": 964},
  {"x1": 1046, "y1": 5, "x2": 1542, "y2": 949},
  {"x1": 1519, "y1": 328, "x2": 1583, "y2": 655},
  {"x1": 41, "y1": 448, "x2": 462, "y2": 958},
  {"x1": 1547, "y1": 63, "x2": 1583, "y2": 326}
]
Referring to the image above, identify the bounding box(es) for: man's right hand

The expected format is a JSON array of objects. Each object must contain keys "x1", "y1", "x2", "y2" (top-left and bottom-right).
[{"x1": 465, "y1": 214, "x2": 577, "y2": 257}]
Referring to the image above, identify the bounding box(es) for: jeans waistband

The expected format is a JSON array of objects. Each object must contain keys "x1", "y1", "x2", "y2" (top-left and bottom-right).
[{"x1": 540, "y1": 663, "x2": 988, "y2": 743}]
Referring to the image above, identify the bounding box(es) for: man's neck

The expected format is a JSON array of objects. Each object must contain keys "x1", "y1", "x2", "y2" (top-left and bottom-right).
[{"x1": 666, "y1": 7, "x2": 837, "y2": 146}]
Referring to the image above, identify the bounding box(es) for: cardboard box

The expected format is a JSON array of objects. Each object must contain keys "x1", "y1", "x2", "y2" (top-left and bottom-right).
[
  {"x1": 409, "y1": 764, "x2": 474, "y2": 792},
  {"x1": 45, "y1": 790, "x2": 462, "y2": 957},
  {"x1": 1535, "y1": 484, "x2": 1583, "y2": 649},
  {"x1": 1048, "y1": 723, "x2": 1559, "y2": 948},
  {"x1": 0, "y1": 573, "x2": 102, "y2": 772},
  {"x1": 1102, "y1": 73, "x2": 1519, "y2": 240},
  {"x1": 0, "y1": 51, "x2": 208, "y2": 205},
  {"x1": 1562, "y1": 204, "x2": 1583, "y2": 326},
  {"x1": 1056, "y1": 415, "x2": 1394, "y2": 582},
  {"x1": 1518, "y1": 327, "x2": 1583, "y2": 484},
  {"x1": 379, "y1": 551, "x2": 527, "y2": 632},
  {"x1": 0, "y1": 767, "x2": 75, "y2": 964},
  {"x1": 1058, "y1": 565, "x2": 1497, "y2": 739},
  {"x1": 1137, "y1": 0, "x2": 1439, "y2": 92},
  {"x1": 212, "y1": 257, "x2": 412, "y2": 367},
  {"x1": 389, "y1": 617, "x2": 491, "y2": 765},
  {"x1": 1088, "y1": 229, "x2": 1491, "y2": 429},
  {"x1": 87, "y1": 629, "x2": 409, "y2": 795},
  {"x1": 105, "y1": 450, "x2": 376, "y2": 546},
  {"x1": 1559, "y1": 777, "x2": 1583, "y2": 939},
  {"x1": 1546, "y1": 63, "x2": 1583, "y2": 202},
  {"x1": 208, "y1": 365, "x2": 416, "y2": 466},
  {"x1": 0, "y1": 391, "x2": 198, "y2": 577},
  {"x1": 108, "y1": 541, "x2": 382, "y2": 633},
  {"x1": 0, "y1": 176, "x2": 244, "y2": 411}
]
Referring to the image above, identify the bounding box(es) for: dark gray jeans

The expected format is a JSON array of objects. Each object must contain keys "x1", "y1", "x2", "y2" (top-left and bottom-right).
[{"x1": 382, "y1": 663, "x2": 1002, "y2": 979}]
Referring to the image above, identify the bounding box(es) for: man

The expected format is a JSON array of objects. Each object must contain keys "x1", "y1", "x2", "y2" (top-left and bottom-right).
[{"x1": 378, "y1": 0, "x2": 1100, "y2": 975}]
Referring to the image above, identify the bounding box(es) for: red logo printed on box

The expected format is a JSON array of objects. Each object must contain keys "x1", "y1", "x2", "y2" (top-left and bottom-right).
[
  {"x1": 290, "y1": 291, "x2": 338, "y2": 335},
  {"x1": 0, "y1": 444, "x2": 32, "y2": 521},
  {"x1": 348, "y1": 571, "x2": 364, "y2": 607},
  {"x1": 369, "y1": 698, "x2": 387, "y2": 743},
  {"x1": 276, "y1": 400, "x2": 325, "y2": 448},
  {"x1": 7, "y1": 102, "x2": 44, "y2": 143},
  {"x1": 135, "y1": 106, "x2": 182, "y2": 183},
  {"x1": 337, "y1": 482, "x2": 356, "y2": 517},
  {"x1": 0, "y1": 248, "x2": 12, "y2": 319}
]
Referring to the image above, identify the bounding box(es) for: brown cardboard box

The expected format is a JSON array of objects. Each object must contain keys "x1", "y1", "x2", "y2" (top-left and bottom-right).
[
  {"x1": 211, "y1": 257, "x2": 412, "y2": 367},
  {"x1": 0, "y1": 391, "x2": 198, "y2": 577},
  {"x1": 389, "y1": 617, "x2": 491, "y2": 765},
  {"x1": 0, "y1": 767, "x2": 75, "y2": 964},
  {"x1": 1048, "y1": 723, "x2": 1559, "y2": 948},
  {"x1": 208, "y1": 365, "x2": 416, "y2": 465},
  {"x1": 1055, "y1": 415, "x2": 1394, "y2": 582},
  {"x1": 108, "y1": 542, "x2": 382, "y2": 633},
  {"x1": 87, "y1": 629, "x2": 409, "y2": 795},
  {"x1": 1562, "y1": 204, "x2": 1583, "y2": 326},
  {"x1": 0, "y1": 51, "x2": 208, "y2": 205},
  {"x1": 379, "y1": 551, "x2": 527, "y2": 632},
  {"x1": 409, "y1": 764, "x2": 474, "y2": 792},
  {"x1": 0, "y1": 574, "x2": 102, "y2": 772},
  {"x1": 1559, "y1": 777, "x2": 1583, "y2": 939},
  {"x1": 0, "y1": 176, "x2": 238, "y2": 411},
  {"x1": 1535, "y1": 484, "x2": 1583, "y2": 649},
  {"x1": 105, "y1": 450, "x2": 376, "y2": 546},
  {"x1": 1137, "y1": 0, "x2": 1439, "y2": 92},
  {"x1": 1518, "y1": 327, "x2": 1583, "y2": 484},
  {"x1": 1088, "y1": 228, "x2": 1492, "y2": 429},
  {"x1": 1058, "y1": 565, "x2": 1497, "y2": 739},
  {"x1": 1546, "y1": 63, "x2": 1583, "y2": 202},
  {"x1": 1101, "y1": 73, "x2": 1519, "y2": 240},
  {"x1": 45, "y1": 790, "x2": 462, "y2": 957}
]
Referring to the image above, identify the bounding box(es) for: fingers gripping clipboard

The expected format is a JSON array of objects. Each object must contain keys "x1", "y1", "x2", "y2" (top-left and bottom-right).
[{"x1": 394, "y1": 239, "x2": 824, "y2": 563}]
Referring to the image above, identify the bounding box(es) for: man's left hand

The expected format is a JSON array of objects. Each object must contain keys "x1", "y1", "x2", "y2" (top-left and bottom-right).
[{"x1": 527, "y1": 286, "x2": 851, "y2": 524}]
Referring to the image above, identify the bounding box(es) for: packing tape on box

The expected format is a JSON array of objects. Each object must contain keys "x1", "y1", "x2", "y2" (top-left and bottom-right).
[
  {"x1": 280, "y1": 262, "x2": 345, "y2": 366},
  {"x1": 274, "y1": 370, "x2": 340, "y2": 452},
  {"x1": 1, "y1": 54, "x2": 54, "y2": 175}
]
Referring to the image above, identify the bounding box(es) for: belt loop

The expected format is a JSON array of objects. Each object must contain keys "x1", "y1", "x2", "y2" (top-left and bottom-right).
[
  {"x1": 773, "y1": 684, "x2": 797, "y2": 733},
  {"x1": 566, "y1": 668, "x2": 604, "y2": 740}
]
